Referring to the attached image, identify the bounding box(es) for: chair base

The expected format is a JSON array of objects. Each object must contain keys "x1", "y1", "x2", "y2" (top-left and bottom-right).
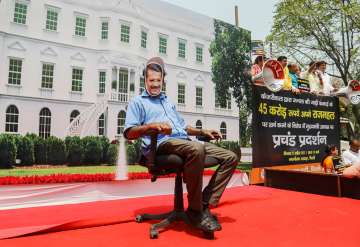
[{"x1": 135, "y1": 210, "x2": 215, "y2": 239}]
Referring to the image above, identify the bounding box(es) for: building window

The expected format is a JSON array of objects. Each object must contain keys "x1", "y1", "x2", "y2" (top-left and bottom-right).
[
  {"x1": 98, "y1": 113, "x2": 105, "y2": 136},
  {"x1": 178, "y1": 84, "x2": 185, "y2": 104},
  {"x1": 195, "y1": 120, "x2": 202, "y2": 129},
  {"x1": 215, "y1": 90, "x2": 231, "y2": 109},
  {"x1": 117, "y1": 110, "x2": 126, "y2": 135},
  {"x1": 139, "y1": 77, "x2": 145, "y2": 94},
  {"x1": 130, "y1": 82, "x2": 135, "y2": 93},
  {"x1": 8, "y1": 58, "x2": 22, "y2": 85},
  {"x1": 220, "y1": 122, "x2": 227, "y2": 140},
  {"x1": 159, "y1": 36, "x2": 167, "y2": 54},
  {"x1": 72, "y1": 68, "x2": 83, "y2": 92},
  {"x1": 41, "y1": 63, "x2": 54, "y2": 89},
  {"x1": 141, "y1": 31, "x2": 147, "y2": 48},
  {"x1": 5, "y1": 105, "x2": 19, "y2": 133},
  {"x1": 215, "y1": 90, "x2": 220, "y2": 108},
  {"x1": 39, "y1": 108, "x2": 51, "y2": 139},
  {"x1": 101, "y1": 21, "x2": 108, "y2": 40},
  {"x1": 99, "y1": 71, "x2": 106, "y2": 94},
  {"x1": 75, "y1": 16, "x2": 86, "y2": 37},
  {"x1": 45, "y1": 9, "x2": 58, "y2": 31},
  {"x1": 120, "y1": 24, "x2": 130, "y2": 43},
  {"x1": 178, "y1": 39, "x2": 186, "y2": 59},
  {"x1": 227, "y1": 93, "x2": 232, "y2": 110},
  {"x1": 70, "y1": 110, "x2": 80, "y2": 123},
  {"x1": 13, "y1": 2, "x2": 27, "y2": 24},
  {"x1": 196, "y1": 46, "x2": 203, "y2": 63},
  {"x1": 118, "y1": 69, "x2": 128, "y2": 101},
  {"x1": 196, "y1": 87, "x2": 202, "y2": 106}
]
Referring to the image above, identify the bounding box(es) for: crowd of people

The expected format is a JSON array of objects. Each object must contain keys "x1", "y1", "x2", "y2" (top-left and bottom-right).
[
  {"x1": 251, "y1": 55, "x2": 335, "y2": 95},
  {"x1": 251, "y1": 55, "x2": 360, "y2": 177},
  {"x1": 320, "y1": 140, "x2": 360, "y2": 177}
]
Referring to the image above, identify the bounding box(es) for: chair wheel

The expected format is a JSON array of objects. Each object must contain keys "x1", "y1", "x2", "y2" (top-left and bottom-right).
[
  {"x1": 212, "y1": 214, "x2": 218, "y2": 221},
  {"x1": 135, "y1": 215, "x2": 143, "y2": 223},
  {"x1": 150, "y1": 229, "x2": 159, "y2": 239},
  {"x1": 203, "y1": 230, "x2": 214, "y2": 239}
]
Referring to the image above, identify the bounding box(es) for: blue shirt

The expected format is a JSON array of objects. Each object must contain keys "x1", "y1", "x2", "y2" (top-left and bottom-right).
[
  {"x1": 124, "y1": 90, "x2": 189, "y2": 156},
  {"x1": 289, "y1": 72, "x2": 298, "y2": 88}
]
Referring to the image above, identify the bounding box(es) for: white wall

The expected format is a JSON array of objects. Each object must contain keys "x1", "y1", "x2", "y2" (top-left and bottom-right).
[{"x1": 0, "y1": 0, "x2": 240, "y2": 141}]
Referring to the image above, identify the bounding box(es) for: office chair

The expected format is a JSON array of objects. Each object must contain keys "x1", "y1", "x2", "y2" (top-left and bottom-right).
[{"x1": 134, "y1": 131, "x2": 219, "y2": 239}]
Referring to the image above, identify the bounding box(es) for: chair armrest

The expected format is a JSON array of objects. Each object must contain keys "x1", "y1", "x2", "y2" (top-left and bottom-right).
[
  {"x1": 146, "y1": 130, "x2": 158, "y2": 171},
  {"x1": 196, "y1": 135, "x2": 212, "y2": 142}
]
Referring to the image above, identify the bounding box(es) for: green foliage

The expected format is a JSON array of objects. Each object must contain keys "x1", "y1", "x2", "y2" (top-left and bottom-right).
[
  {"x1": 0, "y1": 134, "x2": 17, "y2": 168},
  {"x1": 268, "y1": 0, "x2": 360, "y2": 141},
  {"x1": 210, "y1": 19, "x2": 252, "y2": 144},
  {"x1": 0, "y1": 134, "x2": 116, "y2": 167},
  {"x1": 32, "y1": 136, "x2": 47, "y2": 164},
  {"x1": 99, "y1": 136, "x2": 110, "y2": 163},
  {"x1": 46, "y1": 136, "x2": 67, "y2": 165},
  {"x1": 126, "y1": 139, "x2": 142, "y2": 165},
  {"x1": 214, "y1": 140, "x2": 241, "y2": 162},
  {"x1": 210, "y1": 19, "x2": 252, "y2": 109},
  {"x1": 65, "y1": 136, "x2": 84, "y2": 165},
  {"x1": 82, "y1": 136, "x2": 103, "y2": 164},
  {"x1": 17, "y1": 136, "x2": 35, "y2": 165},
  {"x1": 268, "y1": 0, "x2": 360, "y2": 83},
  {"x1": 239, "y1": 103, "x2": 252, "y2": 147},
  {"x1": 106, "y1": 144, "x2": 118, "y2": 165}
]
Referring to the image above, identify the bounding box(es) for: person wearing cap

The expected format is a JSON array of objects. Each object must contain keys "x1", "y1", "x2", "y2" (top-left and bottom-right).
[{"x1": 124, "y1": 57, "x2": 238, "y2": 232}]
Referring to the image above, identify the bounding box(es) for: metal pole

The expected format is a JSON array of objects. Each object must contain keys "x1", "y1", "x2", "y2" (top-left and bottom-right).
[{"x1": 235, "y1": 6, "x2": 239, "y2": 27}]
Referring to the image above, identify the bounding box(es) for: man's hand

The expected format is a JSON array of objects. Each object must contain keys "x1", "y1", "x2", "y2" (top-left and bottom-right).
[
  {"x1": 147, "y1": 122, "x2": 172, "y2": 135},
  {"x1": 201, "y1": 129, "x2": 222, "y2": 140}
]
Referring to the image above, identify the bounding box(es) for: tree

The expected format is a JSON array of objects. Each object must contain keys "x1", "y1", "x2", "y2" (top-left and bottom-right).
[
  {"x1": 209, "y1": 19, "x2": 252, "y2": 143},
  {"x1": 268, "y1": 0, "x2": 360, "y2": 134}
]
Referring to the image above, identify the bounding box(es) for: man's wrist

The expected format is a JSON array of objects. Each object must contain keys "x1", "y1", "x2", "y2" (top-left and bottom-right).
[{"x1": 199, "y1": 128, "x2": 204, "y2": 136}]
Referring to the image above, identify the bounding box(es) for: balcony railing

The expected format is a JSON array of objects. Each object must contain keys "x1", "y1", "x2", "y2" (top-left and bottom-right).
[{"x1": 110, "y1": 92, "x2": 135, "y2": 102}]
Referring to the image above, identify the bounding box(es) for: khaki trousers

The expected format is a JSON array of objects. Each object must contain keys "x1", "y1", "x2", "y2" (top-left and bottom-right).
[{"x1": 157, "y1": 138, "x2": 238, "y2": 212}]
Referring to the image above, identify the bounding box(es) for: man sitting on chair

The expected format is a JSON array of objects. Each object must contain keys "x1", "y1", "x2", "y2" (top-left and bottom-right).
[{"x1": 124, "y1": 57, "x2": 238, "y2": 233}]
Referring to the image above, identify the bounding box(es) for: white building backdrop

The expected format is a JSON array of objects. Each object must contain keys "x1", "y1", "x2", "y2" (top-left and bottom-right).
[{"x1": 0, "y1": 0, "x2": 240, "y2": 141}]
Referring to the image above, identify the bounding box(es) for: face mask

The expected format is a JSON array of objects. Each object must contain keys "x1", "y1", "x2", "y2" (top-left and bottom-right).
[
  {"x1": 145, "y1": 83, "x2": 163, "y2": 97},
  {"x1": 144, "y1": 63, "x2": 164, "y2": 97}
]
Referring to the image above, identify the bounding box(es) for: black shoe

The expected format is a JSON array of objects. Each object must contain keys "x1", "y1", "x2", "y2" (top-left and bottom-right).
[
  {"x1": 203, "y1": 208, "x2": 222, "y2": 231},
  {"x1": 186, "y1": 209, "x2": 218, "y2": 232}
]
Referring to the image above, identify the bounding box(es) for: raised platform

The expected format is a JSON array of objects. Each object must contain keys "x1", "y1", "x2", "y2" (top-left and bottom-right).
[
  {"x1": 264, "y1": 165, "x2": 360, "y2": 199},
  {"x1": 0, "y1": 173, "x2": 248, "y2": 210}
]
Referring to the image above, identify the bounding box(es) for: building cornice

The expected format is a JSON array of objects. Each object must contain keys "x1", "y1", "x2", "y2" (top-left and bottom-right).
[
  {"x1": 58, "y1": 0, "x2": 213, "y2": 42},
  {"x1": 0, "y1": 31, "x2": 212, "y2": 74},
  {"x1": 0, "y1": 94, "x2": 93, "y2": 106}
]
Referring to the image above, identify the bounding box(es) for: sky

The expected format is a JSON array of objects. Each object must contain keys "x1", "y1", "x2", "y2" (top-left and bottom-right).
[{"x1": 162, "y1": 0, "x2": 279, "y2": 40}]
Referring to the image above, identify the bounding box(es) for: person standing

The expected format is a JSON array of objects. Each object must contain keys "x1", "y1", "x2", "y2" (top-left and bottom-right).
[
  {"x1": 251, "y1": 56, "x2": 264, "y2": 85},
  {"x1": 316, "y1": 61, "x2": 334, "y2": 96},
  {"x1": 277, "y1": 56, "x2": 291, "y2": 90},
  {"x1": 301, "y1": 61, "x2": 323, "y2": 94},
  {"x1": 288, "y1": 63, "x2": 300, "y2": 93}
]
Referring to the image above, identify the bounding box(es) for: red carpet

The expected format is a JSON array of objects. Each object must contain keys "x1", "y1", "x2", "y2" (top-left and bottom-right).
[{"x1": 1, "y1": 186, "x2": 360, "y2": 247}]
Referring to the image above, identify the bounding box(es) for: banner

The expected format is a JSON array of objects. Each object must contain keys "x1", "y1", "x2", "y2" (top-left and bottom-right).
[{"x1": 252, "y1": 86, "x2": 340, "y2": 167}]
